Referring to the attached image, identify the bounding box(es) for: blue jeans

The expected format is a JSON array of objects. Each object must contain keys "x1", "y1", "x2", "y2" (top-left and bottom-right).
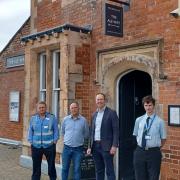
[
  {"x1": 62, "y1": 145, "x2": 83, "y2": 180},
  {"x1": 92, "y1": 142, "x2": 115, "y2": 180}
]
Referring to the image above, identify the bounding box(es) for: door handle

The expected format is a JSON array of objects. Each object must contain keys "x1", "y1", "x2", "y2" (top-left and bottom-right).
[{"x1": 135, "y1": 97, "x2": 139, "y2": 105}]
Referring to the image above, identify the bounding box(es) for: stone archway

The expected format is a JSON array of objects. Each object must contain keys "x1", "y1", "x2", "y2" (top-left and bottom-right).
[{"x1": 96, "y1": 41, "x2": 163, "y2": 108}]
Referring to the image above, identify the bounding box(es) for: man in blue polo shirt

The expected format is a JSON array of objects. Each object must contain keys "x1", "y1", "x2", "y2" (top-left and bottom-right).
[
  {"x1": 61, "y1": 102, "x2": 89, "y2": 180},
  {"x1": 28, "y1": 101, "x2": 59, "y2": 180},
  {"x1": 133, "y1": 95, "x2": 166, "y2": 180}
]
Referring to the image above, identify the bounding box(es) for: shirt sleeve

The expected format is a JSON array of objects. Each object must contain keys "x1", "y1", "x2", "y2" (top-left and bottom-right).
[
  {"x1": 84, "y1": 119, "x2": 90, "y2": 139},
  {"x1": 112, "y1": 110, "x2": 119, "y2": 147},
  {"x1": 27, "y1": 117, "x2": 33, "y2": 144},
  {"x1": 61, "y1": 119, "x2": 65, "y2": 136},
  {"x1": 53, "y1": 116, "x2": 59, "y2": 141},
  {"x1": 133, "y1": 118, "x2": 139, "y2": 136},
  {"x1": 160, "y1": 120, "x2": 167, "y2": 139}
]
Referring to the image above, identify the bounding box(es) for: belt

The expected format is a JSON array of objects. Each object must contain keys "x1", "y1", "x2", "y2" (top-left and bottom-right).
[
  {"x1": 137, "y1": 146, "x2": 160, "y2": 151},
  {"x1": 94, "y1": 140, "x2": 101, "y2": 143},
  {"x1": 64, "y1": 144, "x2": 83, "y2": 148}
]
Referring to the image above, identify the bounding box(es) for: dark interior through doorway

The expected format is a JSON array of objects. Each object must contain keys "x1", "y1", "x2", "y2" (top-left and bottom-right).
[{"x1": 118, "y1": 70, "x2": 152, "y2": 180}]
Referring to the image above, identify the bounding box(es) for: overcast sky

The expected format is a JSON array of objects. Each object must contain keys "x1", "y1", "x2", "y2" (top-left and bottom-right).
[{"x1": 0, "y1": 0, "x2": 30, "y2": 52}]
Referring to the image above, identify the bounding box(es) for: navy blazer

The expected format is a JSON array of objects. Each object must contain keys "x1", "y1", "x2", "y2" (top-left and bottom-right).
[{"x1": 89, "y1": 106, "x2": 119, "y2": 151}]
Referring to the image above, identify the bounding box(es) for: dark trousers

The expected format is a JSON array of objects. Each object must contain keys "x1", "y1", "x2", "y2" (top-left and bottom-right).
[
  {"x1": 92, "y1": 142, "x2": 115, "y2": 180},
  {"x1": 133, "y1": 146, "x2": 162, "y2": 180},
  {"x1": 31, "y1": 144, "x2": 57, "y2": 180}
]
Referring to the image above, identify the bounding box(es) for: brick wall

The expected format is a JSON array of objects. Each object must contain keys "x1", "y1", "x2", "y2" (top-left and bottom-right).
[
  {"x1": 0, "y1": 18, "x2": 30, "y2": 141},
  {"x1": 34, "y1": 0, "x2": 179, "y2": 108},
  {"x1": 75, "y1": 44, "x2": 91, "y2": 121},
  {"x1": 35, "y1": 0, "x2": 61, "y2": 31}
]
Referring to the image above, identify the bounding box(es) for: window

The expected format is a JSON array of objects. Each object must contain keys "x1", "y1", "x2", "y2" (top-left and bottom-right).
[
  {"x1": 38, "y1": 50, "x2": 60, "y2": 118},
  {"x1": 39, "y1": 53, "x2": 46, "y2": 101},
  {"x1": 52, "y1": 51, "x2": 60, "y2": 118}
]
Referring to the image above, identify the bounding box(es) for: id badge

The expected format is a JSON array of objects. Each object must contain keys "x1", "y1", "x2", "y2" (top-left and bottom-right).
[{"x1": 145, "y1": 135, "x2": 151, "y2": 140}]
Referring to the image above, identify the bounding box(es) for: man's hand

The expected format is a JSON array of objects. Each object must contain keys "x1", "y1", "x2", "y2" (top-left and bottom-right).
[
  {"x1": 87, "y1": 148, "x2": 91, "y2": 155},
  {"x1": 110, "y1": 146, "x2": 117, "y2": 155},
  {"x1": 161, "y1": 139, "x2": 166, "y2": 148}
]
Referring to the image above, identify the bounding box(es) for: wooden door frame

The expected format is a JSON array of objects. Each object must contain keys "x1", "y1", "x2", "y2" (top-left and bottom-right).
[{"x1": 115, "y1": 69, "x2": 135, "y2": 179}]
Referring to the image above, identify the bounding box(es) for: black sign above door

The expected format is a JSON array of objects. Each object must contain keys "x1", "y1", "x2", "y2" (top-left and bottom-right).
[{"x1": 104, "y1": 3, "x2": 123, "y2": 37}]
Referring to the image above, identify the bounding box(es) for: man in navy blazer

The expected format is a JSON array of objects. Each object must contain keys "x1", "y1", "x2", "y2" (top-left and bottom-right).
[{"x1": 87, "y1": 93, "x2": 119, "y2": 180}]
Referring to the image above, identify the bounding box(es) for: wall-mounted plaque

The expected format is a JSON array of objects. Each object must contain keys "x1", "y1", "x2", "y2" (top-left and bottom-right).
[
  {"x1": 6, "y1": 55, "x2": 24, "y2": 68},
  {"x1": 168, "y1": 105, "x2": 180, "y2": 126},
  {"x1": 104, "y1": 3, "x2": 123, "y2": 37},
  {"x1": 9, "y1": 91, "x2": 20, "y2": 122}
]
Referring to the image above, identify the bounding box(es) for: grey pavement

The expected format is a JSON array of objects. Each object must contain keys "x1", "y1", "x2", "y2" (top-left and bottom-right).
[{"x1": 0, "y1": 143, "x2": 49, "y2": 180}]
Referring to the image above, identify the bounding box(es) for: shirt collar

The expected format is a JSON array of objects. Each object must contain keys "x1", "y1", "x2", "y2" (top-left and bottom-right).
[
  {"x1": 37, "y1": 112, "x2": 48, "y2": 118},
  {"x1": 97, "y1": 106, "x2": 106, "y2": 113},
  {"x1": 71, "y1": 114, "x2": 81, "y2": 120},
  {"x1": 145, "y1": 113, "x2": 155, "y2": 120}
]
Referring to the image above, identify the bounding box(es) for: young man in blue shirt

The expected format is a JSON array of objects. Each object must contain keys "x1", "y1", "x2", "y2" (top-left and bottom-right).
[
  {"x1": 133, "y1": 95, "x2": 166, "y2": 180},
  {"x1": 28, "y1": 101, "x2": 59, "y2": 180}
]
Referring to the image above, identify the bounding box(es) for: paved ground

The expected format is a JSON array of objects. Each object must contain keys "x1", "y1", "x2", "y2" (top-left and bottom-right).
[{"x1": 0, "y1": 143, "x2": 49, "y2": 180}]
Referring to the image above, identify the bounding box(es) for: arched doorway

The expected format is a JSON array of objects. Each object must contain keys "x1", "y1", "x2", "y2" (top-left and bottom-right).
[{"x1": 118, "y1": 70, "x2": 152, "y2": 180}]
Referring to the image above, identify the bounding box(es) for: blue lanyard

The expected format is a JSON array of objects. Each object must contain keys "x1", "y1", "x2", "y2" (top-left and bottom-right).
[{"x1": 145, "y1": 114, "x2": 156, "y2": 133}]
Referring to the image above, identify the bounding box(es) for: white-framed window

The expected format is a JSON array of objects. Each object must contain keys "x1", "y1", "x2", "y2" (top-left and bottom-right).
[
  {"x1": 52, "y1": 50, "x2": 60, "y2": 118},
  {"x1": 39, "y1": 53, "x2": 46, "y2": 101}
]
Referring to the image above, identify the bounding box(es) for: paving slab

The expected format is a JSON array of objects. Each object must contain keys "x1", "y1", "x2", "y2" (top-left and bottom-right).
[{"x1": 0, "y1": 143, "x2": 49, "y2": 180}]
